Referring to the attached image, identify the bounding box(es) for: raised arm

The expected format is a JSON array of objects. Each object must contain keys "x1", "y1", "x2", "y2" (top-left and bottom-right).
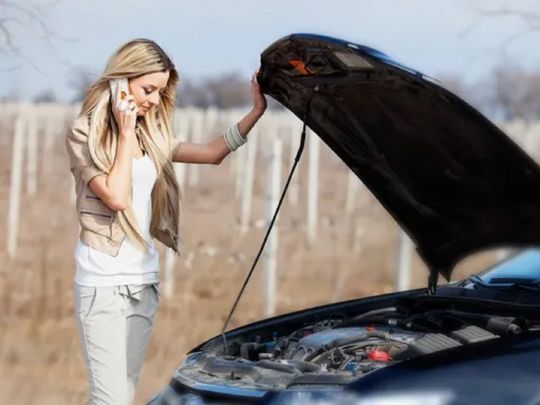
[
  {"x1": 87, "y1": 94, "x2": 140, "y2": 211},
  {"x1": 172, "y1": 72, "x2": 267, "y2": 165}
]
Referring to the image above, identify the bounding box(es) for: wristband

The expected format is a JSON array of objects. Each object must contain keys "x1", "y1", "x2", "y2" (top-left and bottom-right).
[{"x1": 224, "y1": 123, "x2": 246, "y2": 151}]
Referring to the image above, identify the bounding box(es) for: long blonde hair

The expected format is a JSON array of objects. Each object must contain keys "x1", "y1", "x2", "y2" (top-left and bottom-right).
[{"x1": 79, "y1": 38, "x2": 181, "y2": 252}]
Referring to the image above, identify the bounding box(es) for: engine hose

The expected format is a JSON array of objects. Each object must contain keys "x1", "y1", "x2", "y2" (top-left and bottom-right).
[
  {"x1": 352, "y1": 307, "x2": 399, "y2": 321},
  {"x1": 341, "y1": 315, "x2": 397, "y2": 328},
  {"x1": 436, "y1": 310, "x2": 527, "y2": 336},
  {"x1": 256, "y1": 360, "x2": 302, "y2": 375},
  {"x1": 293, "y1": 361, "x2": 323, "y2": 373}
]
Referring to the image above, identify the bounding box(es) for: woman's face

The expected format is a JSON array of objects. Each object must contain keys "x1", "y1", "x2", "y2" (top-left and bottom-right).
[{"x1": 128, "y1": 70, "x2": 170, "y2": 116}]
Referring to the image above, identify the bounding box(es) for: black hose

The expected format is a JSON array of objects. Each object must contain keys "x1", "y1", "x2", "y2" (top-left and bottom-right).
[
  {"x1": 255, "y1": 360, "x2": 302, "y2": 375},
  {"x1": 340, "y1": 315, "x2": 396, "y2": 328},
  {"x1": 352, "y1": 307, "x2": 399, "y2": 321}
]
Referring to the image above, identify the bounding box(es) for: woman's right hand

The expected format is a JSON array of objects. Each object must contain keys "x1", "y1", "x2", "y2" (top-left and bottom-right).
[{"x1": 112, "y1": 93, "x2": 139, "y2": 138}]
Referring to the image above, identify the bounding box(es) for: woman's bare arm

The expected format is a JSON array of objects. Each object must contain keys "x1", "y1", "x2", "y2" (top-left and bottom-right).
[
  {"x1": 88, "y1": 95, "x2": 140, "y2": 211},
  {"x1": 172, "y1": 71, "x2": 267, "y2": 165},
  {"x1": 89, "y1": 135, "x2": 137, "y2": 211},
  {"x1": 172, "y1": 107, "x2": 264, "y2": 165}
]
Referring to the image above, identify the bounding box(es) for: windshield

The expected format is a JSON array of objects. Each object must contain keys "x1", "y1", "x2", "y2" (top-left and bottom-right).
[{"x1": 475, "y1": 248, "x2": 540, "y2": 283}]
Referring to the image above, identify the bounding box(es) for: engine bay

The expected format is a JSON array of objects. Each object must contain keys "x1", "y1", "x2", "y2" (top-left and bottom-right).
[{"x1": 177, "y1": 303, "x2": 538, "y2": 391}]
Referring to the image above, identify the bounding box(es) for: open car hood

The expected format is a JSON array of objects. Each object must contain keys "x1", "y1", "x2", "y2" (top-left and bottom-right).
[{"x1": 257, "y1": 33, "x2": 540, "y2": 286}]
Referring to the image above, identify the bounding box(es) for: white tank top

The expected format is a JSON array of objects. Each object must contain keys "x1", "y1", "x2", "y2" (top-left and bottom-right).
[{"x1": 74, "y1": 153, "x2": 160, "y2": 286}]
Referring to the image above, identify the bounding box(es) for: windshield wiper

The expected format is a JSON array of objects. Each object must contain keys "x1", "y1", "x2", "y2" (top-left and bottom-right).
[{"x1": 464, "y1": 275, "x2": 540, "y2": 292}]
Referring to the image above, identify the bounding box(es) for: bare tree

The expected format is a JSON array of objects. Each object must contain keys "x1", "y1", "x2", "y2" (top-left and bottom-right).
[
  {"x1": 479, "y1": 6, "x2": 540, "y2": 51},
  {"x1": 461, "y1": 3, "x2": 540, "y2": 55},
  {"x1": 455, "y1": 3, "x2": 540, "y2": 120},
  {"x1": 205, "y1": 72, "x2": 251, "y2": 108},
  {"x1": 488, "y1": 64, "x2": 540, "y2": 121},
  {"x1": 0, "y1": 86, "x2": 22, "y2": 102},
  {"x1": 176, "y1": 72, "x2": 251, "y2": 108},
  {"x1": 176, "y1": 78, "x2": 214, "y2": 108},
  {"x1": 0, "y1": 0, "x2": 74, "y2": 73},
  {"x1": 33, "y1": 88, "x2": 57, "y2": 103},
  {"x1": 437, "y1": 67, "x2": 540, "y2": 121},
  {"x1": 176, "y1": 72, "x2": 284, "y2": 109}
]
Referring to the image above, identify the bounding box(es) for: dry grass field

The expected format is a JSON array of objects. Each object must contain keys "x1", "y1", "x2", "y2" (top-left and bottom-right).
[{"x1": 0, "y1": 103, "x2": 517, "y2": 404}]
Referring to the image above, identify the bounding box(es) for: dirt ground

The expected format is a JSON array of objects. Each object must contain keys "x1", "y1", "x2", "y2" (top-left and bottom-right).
[{"x1": 0, "y1": 105, "x2": 503, "y2": 404}]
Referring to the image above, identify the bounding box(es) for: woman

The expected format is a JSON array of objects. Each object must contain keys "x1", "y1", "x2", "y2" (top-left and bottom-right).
[{"x1": 65, "y1": 38, "x2": 267, "y2": 405}]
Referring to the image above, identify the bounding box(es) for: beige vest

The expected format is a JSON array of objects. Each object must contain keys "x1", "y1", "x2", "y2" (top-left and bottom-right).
[{"x1": 65, "y1": 113, "x2": 180, "y2": 257}]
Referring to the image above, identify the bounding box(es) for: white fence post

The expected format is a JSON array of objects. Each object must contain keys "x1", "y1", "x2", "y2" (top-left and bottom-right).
[
  {"x1": 163, "y1": 248, "x2": 176, "y2": 299},
  {"x1": 288, "y1": 118, "x2": 301, "y2": 206},
  {"x1": 42, "y1": 106, "x2": 57, "y2": 174},
  {"x1": 7, "y1": 116, "x2": 25, "y2": 258},
  {"x1": 263, "y1": 135, "x2": 282, "y2": 317},
  {"x1": 188, "y1": 108, "x2": 203, "y2": 187},
  {"x1": 163, "y1": 108, "x2": 191, "y2": 299},
  {"x1": 173, "y1": 108, "x2": 189, "y2": 190},
  {"x1": 345, "y1": 171, "x2": 359, "y2": 215},
  {"x1": 234, "y1": 111, "x2": 247, "y2": 199},
  {"x1": 395, "y1": 229, "x2": 412, "y2": 291},
  {"x1": 240, "y1": 124, "x2": 259, "y2": 234},
  {"x1": 26, "y1": 110, "x2": 38, "y2": 195},
  {"x1": 524, "y1": 122, "x2": 539, "y2": 160},
  {"x1": 307, "y1": 130, "x2": 320, "y2": 244}
]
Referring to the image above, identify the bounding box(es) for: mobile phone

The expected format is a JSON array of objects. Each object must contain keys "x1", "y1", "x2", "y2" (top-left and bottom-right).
[{"x1": 109, "y1": 78, "x2": 130, "y2": 111}]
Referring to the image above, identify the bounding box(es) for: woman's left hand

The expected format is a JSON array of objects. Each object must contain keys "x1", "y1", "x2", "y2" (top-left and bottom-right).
[{"x1": 251, "y1": 70, "x2": 267, "y2": 115}]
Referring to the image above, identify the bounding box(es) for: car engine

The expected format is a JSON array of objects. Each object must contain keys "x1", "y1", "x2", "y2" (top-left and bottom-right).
[{"x1": 176, "y1": 306, "x2": 533, "y2": 391}]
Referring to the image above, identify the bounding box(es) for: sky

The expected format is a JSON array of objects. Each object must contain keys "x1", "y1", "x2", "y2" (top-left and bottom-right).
[{"x1": 1, "y1": 0, "x2": 540, "y2": 102}]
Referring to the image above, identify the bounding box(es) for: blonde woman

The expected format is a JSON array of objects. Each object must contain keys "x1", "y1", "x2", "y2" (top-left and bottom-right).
[{"x1": 65, "y1": 38, "x2": 267, "y2": 405}]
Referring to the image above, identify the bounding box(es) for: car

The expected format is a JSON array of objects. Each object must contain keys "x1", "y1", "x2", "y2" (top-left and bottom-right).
[{"x1": 148, "y1": 33, "x2": 540, "y2": 405}]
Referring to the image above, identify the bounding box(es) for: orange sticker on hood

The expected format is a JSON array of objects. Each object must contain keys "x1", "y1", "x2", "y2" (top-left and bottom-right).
[{"x1": 289, "y1": 59, "x2": 311, "y2": 75}]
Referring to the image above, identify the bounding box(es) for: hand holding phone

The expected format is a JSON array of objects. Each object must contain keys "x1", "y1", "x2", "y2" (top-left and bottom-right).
[
  {"x1": 109, "y1": 78, "x2": 138, "y2": 137},
  {"x1": 110, "y1": 78, "x2": 130, "y2": 112}
]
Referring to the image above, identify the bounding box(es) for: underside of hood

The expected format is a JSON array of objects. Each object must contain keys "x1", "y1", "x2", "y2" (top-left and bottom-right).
[{"x1": 257, "y1": 33, "x2": 540, "y2": 286}]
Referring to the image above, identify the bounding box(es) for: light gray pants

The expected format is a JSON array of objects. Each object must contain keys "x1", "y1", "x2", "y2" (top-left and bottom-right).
[{"x1": 73, "y1": 282, "x2": 160, "y2": 405}]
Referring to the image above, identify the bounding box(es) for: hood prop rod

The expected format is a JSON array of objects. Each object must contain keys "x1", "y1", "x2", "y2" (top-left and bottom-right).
[
  {"x1": 427, "y1": 270, "x2": 438, "y2": 295},
  {"x1": 220, "y1": 86, "x2": 318, "y2": 354}
]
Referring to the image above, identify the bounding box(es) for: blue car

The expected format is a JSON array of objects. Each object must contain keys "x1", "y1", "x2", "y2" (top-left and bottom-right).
[{"x1": 148, "y1": 34, "x2": 540, "y2": 405}]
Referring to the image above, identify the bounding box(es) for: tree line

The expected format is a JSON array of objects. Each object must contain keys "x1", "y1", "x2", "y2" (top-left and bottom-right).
[{"x1": 14, "y1": 64, "x2": 539, "y2": 121}]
